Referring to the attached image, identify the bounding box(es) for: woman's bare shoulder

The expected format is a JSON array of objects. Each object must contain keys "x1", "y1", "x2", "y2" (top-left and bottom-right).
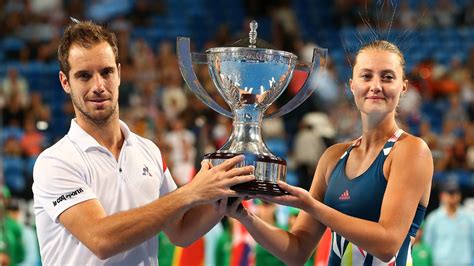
[
  {"x1": 318, "y1": 141, "x2": 354, "y2": 177},
  {"x1": 388, "y1": 132, "x2": 433, "y2": 178},
  {"x1": 394, "y1": 132, "x2": 432, "y2": 157},
  {"x1": 323, "y1": 141, "x2": 354, "y2": 160}
]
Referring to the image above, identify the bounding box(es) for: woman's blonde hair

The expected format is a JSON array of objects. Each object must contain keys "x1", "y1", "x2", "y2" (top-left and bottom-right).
[{"x1": 354, "y1": 40, "x2": 406, "y2": 79}]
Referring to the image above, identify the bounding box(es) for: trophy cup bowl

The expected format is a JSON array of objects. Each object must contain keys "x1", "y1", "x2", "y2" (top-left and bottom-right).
[{"x1": 177, "y1": 21, "x2": 327, "y2": 195}]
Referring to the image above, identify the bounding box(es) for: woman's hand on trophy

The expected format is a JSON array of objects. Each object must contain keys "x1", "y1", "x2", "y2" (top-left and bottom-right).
[
  {"x1": 257, "y1": 181, "x2": 314, "y2": 211},
  {"x1": 184, "y1": 155, "x2": 255, "y2": 205},
  {"x1": 225, "y1": 197, "x2": 249, "y2": 220}
]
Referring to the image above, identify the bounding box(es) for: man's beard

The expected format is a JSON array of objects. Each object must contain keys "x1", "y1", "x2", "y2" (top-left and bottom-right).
[{"x1": 71, "y1": 95, "x2": 118, "y2": 127}]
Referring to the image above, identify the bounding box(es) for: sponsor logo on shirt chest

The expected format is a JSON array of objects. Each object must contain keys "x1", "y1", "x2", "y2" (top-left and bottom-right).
[
  {"x1": 339, "y1": 189, "x2": 351, "y2": 200},
  {"x1": 142, "y1": 165, "x2": 152, "y2": 177}
]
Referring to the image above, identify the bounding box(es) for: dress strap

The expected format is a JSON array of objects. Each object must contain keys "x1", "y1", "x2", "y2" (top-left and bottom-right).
[
  {"x1": 383, "y1": 129, "x2": 404, "y2": 156},
  {"x1": 339, "y1": 136, "x2": 362, "y2": 159},
  {"x1": 341, "y1": 129, "x2": 404, "y2": 159},
  {"x1": 387, "y1": 128, "x2": 404, "y2": 143}
]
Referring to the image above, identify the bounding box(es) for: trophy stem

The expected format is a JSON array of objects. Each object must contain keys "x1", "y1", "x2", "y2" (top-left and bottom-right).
[
  {"x1": 205, "y1": 106, "x2": 288, "y2": 195},
  {"x1": 219, "y1": 107, "x2": 272, "y2": 156}
]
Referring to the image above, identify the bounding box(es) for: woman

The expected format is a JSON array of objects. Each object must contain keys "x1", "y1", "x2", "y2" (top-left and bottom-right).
[{"x1": 227, "y1": 40, "x2": 433, "y2": 265}]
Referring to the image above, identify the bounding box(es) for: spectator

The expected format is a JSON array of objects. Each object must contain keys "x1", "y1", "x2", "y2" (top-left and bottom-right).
[
  {"x1": 292, "y1": 112, "x2": 331, "y2": 190},
  {"x1": 160, "y1": 66, "x2": 188, "y2": 122},
  {"x1": 445, "y1": 93, "x2": 468, "y2": 129},
  {"x1": 130, "y1": 38, "x2": 158, "y2": 91},
  {"x1": 155, "y1": 40, "x2": 177, "y2": 72},
  {"x1": 329, "y1": 100, "x2": 361, "y2": 142},
  {"x1": 1, "y1": 68, "x2": 29, "y2": 108},
  {"x1": 0, "y1": 186, "x2": 25, "y2": 266},
  {"x1": 209, "y1": 115, "x2": 228, "y2": 147},
  {"x1": 3, "y1": 138, "x2": 27, "y2": 196},
  {"x1": 424, "y1": 181, "x2": 474, "y2": 266},
  {"x1": 270, "y1": 0, "x2": 299, "y2": 37},
  {"x1": 20, "y1": 118, "x2": 46, "y2": 157},
  {"x1": 262, "y1": 104, "x2": 288, "y2": 161},
  {"x1": 398, "y1": 84, "x2": 422, "y2": 126},
  {"x1": 25, "y1": 92, "x2": 51, "y2": 127},
  {"x1": 446, "y1": 137, "x2": 468, "y2": 170},
  {"x1": 397, "y1": 0, "x2": 417, "y2": 29},
  {"x1": 412, "y1": 223, "x2": 433, "y2": 266},
  {"x1": 433, "y1": 0, "x2": 459, "y2": 28},
  {"x1": 1, "y1": 91, "x2": 26, "y2": 130},
  {"x1": 165, "y1": 117, "x2": 196, "y2": 186},
  {"x1": 262, "y1": 104, "x2": 286, "y2": 142},
  {"x1": 7, "y1": 198, "x2": 41, "y2": 266}
]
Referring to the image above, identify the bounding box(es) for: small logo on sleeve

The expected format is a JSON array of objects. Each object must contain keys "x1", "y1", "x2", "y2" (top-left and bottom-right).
[
  {"x1": 52, "y1": 188, "x2": 84, "y2": 207},
  {"x1": 339, "y1": 189, "x2": 351, "y2": 200}
]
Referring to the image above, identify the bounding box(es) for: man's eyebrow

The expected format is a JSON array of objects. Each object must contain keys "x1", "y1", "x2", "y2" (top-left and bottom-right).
[{"x1": 101, "y1": 66, "x2": 115, "y2": 72}]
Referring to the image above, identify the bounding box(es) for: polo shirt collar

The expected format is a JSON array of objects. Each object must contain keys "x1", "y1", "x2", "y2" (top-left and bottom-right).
[{"x1": 67, "y1": 119, "x2": 134, "y2": 152}]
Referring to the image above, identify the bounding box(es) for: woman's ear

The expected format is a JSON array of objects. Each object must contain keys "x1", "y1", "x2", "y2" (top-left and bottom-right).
[{"x1": 401, "y1": 79, "x2": 408, "y2": 95}]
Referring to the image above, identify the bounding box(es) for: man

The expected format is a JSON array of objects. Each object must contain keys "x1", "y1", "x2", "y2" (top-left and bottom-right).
[
  {"x1": 32, "y1": 21, "x2": 254, "y2": 265},
  {"x1": 424, "y1": 181, "x2": 474, "y2": 266}
]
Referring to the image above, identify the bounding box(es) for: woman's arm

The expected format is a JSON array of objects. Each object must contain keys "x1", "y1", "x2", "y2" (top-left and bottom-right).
[{"x1": 227, "y1": 144, "x2": 345, "y2": 265}]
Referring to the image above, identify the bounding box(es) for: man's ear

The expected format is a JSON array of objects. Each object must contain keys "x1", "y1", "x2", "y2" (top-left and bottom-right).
[
  {"x1": 117, "y1": 63, "x2": 121, "y2": 86},
  {"x1": 59, "y1": 71, "x2": 71, "y2": 94}
]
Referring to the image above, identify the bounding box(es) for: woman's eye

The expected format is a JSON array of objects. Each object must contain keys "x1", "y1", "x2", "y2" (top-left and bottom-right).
[
  {"x1": 361, "y1": 74, "x2": 372, "y2": 80},
  {"x1": 382, "y1": 75, "x2": 394, "y2": 81}
]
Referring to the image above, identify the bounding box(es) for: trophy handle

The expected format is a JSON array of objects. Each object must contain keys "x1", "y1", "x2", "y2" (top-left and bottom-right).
[
  {"x1": 177, "y1": 37, "x2": 233, "y2": 118},
  {"x1": 264, "y1": 47, "x2": 327, "y2": 119}
]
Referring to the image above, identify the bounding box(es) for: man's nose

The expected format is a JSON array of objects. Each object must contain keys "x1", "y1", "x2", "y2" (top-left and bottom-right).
[{"x1": 92, "y1": 74, "x2": 105, "y2": 94}]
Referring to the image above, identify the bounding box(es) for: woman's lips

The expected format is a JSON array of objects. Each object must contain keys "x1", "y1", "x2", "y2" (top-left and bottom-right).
[{"x1": 366, "y1": 96, "x2": 385, "y2": 100}]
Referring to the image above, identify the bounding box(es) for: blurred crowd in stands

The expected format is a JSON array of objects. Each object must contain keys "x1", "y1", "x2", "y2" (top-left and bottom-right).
[{"x1": 0, "y1": 0, "x2": 473, "y2": 265}]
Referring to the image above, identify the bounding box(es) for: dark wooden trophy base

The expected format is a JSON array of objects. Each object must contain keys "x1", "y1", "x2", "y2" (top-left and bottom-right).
[{"x1": 204, "y1": 152, "x2": 289, "y2": 196}]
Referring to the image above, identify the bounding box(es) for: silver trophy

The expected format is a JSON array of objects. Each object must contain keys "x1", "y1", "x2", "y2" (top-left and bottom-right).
[{"x1": 177, "y1": 21, "x2": 327, "y2": 195}]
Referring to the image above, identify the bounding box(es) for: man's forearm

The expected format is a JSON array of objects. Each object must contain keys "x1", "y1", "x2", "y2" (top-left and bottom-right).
[{"x1": 70, "y1": 188, "x2": 198, "y2": 259}]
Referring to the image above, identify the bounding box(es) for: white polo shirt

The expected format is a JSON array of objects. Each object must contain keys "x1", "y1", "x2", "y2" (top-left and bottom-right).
[{"x1": 33, "y1": 119, "x2": 177, "y2": 265}]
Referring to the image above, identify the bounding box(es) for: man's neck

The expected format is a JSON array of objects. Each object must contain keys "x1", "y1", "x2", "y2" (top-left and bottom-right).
[{"x1": 76, "y1": 117, "x2": 124, "y2": 160}]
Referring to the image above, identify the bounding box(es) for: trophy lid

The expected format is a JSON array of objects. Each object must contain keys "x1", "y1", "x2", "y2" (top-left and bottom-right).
[
  {"x1": 226, "y1": 37, "x2": 275, "y2": 50},
  {"x1": 207, "y1": 20, "x2": 296, "y2": 59},
  {"x1": 226, "y1": 20, "x2": 275, "y2": 49}
]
